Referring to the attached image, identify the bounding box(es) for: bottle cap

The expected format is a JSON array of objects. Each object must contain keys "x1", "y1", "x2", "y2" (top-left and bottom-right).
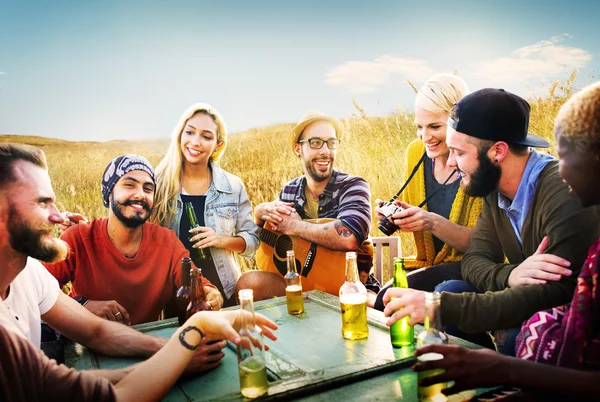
[{"x1": 238, "y1": 289, "x2": 254, "y2": 300}]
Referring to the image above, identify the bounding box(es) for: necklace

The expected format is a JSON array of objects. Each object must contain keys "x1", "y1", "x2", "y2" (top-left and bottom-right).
[{"x1": 108, "y1": 230, "x2": 143, "y2": 259}]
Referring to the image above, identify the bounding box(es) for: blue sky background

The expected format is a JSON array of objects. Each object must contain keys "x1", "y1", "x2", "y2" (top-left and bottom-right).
[{"x1": 0, "y1": 0, "x2": 598, "y2": 141}]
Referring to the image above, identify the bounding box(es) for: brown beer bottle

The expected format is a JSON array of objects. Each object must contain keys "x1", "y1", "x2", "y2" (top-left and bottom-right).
[
  {"x1": 186, "y1": 267, "x2": 211, "y2": 318},
  {"x1": 176, "y1": 257, "x2": 192, "y2": 326}
]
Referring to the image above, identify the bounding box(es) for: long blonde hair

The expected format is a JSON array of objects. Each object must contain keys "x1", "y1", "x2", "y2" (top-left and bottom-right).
[
  {"x1": 415, "y1": 73, "x2": 469, "y2": 114},
  {"x1": 151, "y1": 103, "x2": 228, "y2": 226}
]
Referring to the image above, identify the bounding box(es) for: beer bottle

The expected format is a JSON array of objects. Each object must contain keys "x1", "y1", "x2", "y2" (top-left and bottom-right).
[
  {"x1": 389, "y1": 257, "x2": 414, "y2": 347},
  {"x1": 185, "y1": 201, "x2": 211, "y2": 262},
  {"x1": 339, "y1": 251, "x2": 368, "y2": 340},
  {"x1": 284, "y1": 250, "x2": 304, "y2": 315},
  {"x1": 416, "y1": 292, "x2": 448, "y2": 401},
  {"x1": 186, "y1": 267, "x2": 211, "y2": 318},
  {"x1": 176, "y1": 257, "x2": 192, "y2": 326},
  {"x1": 236, "y1": 289, "x2": 268, "y2": 399}
]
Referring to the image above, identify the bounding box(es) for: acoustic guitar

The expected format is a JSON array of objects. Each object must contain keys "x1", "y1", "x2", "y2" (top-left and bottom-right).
[{"x1": 255, "y1": 218, "x2": 347, "y2": 296}]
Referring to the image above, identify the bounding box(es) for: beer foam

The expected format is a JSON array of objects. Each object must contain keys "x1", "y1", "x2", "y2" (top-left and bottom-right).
[
  {"x1": 286, "y1": 285, "x2": 302, "y2": 292},
  {"x1": 417, "y1": 352, "x2": 444, "y2": 362},
  {"x1": 339, "y1": 293, "x2": 367, "y2": 304}
]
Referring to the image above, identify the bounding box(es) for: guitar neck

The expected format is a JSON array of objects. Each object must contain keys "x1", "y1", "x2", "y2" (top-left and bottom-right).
[{"x1": 260, "y1": 228, "x2": 278, "y2": 248}]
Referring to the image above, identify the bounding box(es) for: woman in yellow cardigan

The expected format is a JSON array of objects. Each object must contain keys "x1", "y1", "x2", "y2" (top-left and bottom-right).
[{"x1": 374, "y1": 73, "x2": 483, "y2": 310}]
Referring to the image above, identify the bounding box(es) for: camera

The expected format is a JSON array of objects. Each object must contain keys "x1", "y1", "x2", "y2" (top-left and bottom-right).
[{"x1": 377, "y1": 201, "x2": 402, "y2": 236}]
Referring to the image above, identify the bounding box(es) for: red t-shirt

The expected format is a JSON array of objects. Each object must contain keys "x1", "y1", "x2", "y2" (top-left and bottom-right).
[
  {"x1": 44, "y1": 218, "x2": 215, "y2": 325},
  {"x1": 0, "y1": 325, "x2": 115, "y2": 402}
]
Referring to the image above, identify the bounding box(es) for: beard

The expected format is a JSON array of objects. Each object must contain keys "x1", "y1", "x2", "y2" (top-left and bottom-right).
[
  {"x1": 462, "y1": 150, "x2": 502, "y2": 198},
  {"x1": 303, "y1": 156, "x2": 334, "y2": 183},
  {"x1": 7, "y1": 204, "x2": 69, "y2": 263},
  {"x1": 110, "y1": 197, "x2": 151, "y2": 228}
]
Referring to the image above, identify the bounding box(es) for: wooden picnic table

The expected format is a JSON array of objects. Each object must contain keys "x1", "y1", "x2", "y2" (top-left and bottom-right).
[{"x1": 65, "y1": 290, "x2": 498, "y2": 401}]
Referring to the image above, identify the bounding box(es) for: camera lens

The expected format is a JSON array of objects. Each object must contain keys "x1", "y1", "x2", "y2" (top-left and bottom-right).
[{"x1": 377, "y1": 218, "x2": 398, "y2": 236}]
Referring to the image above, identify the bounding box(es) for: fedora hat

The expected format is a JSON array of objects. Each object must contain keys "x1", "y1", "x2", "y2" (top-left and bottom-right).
[{"x1": 290, "y1": 109, "x2": 343, "y2": 152}]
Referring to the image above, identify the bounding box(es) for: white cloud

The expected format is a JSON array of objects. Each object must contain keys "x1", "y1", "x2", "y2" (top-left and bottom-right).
[
  {"x1": 473, "y1": 34, "x2": 591, "y2": 84},
  {"x1": 325, "y1": 55, "x2": 434, "y2": 93}
]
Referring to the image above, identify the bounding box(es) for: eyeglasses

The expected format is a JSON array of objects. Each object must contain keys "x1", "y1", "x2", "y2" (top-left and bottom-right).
[{"x1": 298, "y1": 138, "x2": 341, "y2": 149}]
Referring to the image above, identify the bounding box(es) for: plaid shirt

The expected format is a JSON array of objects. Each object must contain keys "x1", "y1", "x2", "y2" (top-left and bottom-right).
[{"x1": 278, "y1": 169, "x2": 372, "y2": 246}]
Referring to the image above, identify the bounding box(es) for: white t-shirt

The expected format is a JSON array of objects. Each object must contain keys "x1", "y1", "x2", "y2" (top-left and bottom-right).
[
  {"x1": 0, "y1": 298, "x2": 25, "y2": 337},
  {"x1": 2, "y1": 257, "x2": 60, "y2": 348}
]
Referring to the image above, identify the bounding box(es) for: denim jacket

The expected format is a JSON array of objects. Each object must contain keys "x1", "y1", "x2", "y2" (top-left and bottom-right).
[{"x1": 167, "y1": 161, "x2": 260, "y2": 299}]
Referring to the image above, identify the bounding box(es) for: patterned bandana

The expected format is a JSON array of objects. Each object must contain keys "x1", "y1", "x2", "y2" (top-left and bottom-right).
[{"x1": 101, "y1": 154, "x2": 156, "y2": 207}]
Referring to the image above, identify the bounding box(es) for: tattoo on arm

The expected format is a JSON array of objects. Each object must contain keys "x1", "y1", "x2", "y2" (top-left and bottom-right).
[
  {"x1": 333, "y1": 220, "x2": 353, "y2": 238},
  {"x1": 179, "y1": 326, "x2": 204, "y2": 351}
]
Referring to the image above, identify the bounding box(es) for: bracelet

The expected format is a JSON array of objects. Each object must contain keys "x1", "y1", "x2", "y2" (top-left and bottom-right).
[{"x1": 179, "y1": 326, "x2": 204, "y2": 351}]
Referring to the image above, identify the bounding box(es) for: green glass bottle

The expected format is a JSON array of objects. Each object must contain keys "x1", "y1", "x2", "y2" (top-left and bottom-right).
[
  {"x1": 389, "y1": 257, "x2": 414, "y2": 348},
  {"x1": 185, "y1": 201, "x2": 211, "y2": 262}
]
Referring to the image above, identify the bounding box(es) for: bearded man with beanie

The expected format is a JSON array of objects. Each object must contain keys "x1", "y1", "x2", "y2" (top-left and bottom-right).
[{"x1": 44, "y1": 154, "x2": 223, "y2": 325}]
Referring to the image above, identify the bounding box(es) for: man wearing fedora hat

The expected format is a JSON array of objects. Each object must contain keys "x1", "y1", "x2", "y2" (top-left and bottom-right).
[
  {"x1": 246, "y1": 110, "x2": 377, "y2": 295},
  {"x1": 383, "y1": 89, "x2": 599, "y2": 355}
]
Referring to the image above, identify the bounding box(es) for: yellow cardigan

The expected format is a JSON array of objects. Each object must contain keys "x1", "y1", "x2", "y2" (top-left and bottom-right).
[{"x1": 402, "y1": 139, "x2": 482, "y2": 269}]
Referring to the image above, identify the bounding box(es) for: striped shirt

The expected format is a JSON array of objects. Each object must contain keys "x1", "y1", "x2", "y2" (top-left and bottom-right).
[{"x1": 278, "y1": 169, "x2": 372, "y2": 246}]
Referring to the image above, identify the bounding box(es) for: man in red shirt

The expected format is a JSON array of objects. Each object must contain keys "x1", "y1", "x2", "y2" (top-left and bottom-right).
[{"x1": 45, "y1": 155, "x2": 223, "y2": 325}]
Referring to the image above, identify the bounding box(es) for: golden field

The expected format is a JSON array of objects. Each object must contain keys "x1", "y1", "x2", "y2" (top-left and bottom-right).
[{"x1": 0, "y1": 74, "x2": 579, "y2": 281}]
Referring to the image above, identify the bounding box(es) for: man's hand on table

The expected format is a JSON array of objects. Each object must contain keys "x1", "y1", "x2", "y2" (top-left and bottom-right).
[
  {"x1": 183, "y1": 338, "x2": 228, "y2": 374},
  {"x1": 183, "y1": 310, "x2": 278, "y2": 375},
  {"x1": 85, "y1": 300, "x2": 131, "y2": 326},
  {"x1": 414, "y1": 344, "x2": 504, "y2": 395}
]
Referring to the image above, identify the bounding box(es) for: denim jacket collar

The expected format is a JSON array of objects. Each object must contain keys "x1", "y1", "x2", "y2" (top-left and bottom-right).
[{"x1": 210, "y1": 160, "x2": 233, "y2": 195}]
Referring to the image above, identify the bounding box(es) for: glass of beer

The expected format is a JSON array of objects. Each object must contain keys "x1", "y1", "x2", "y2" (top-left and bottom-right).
[{"x1": 417, "y1": 352, "x2": 447, "y2": 402}]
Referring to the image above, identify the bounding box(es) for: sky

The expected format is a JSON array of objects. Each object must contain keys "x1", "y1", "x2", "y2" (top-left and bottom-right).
[{"x1": 0, "y1": 0, "x2": 599, "y2": 141}]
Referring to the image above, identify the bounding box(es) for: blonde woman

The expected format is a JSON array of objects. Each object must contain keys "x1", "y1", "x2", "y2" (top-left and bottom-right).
[
  {"x1": 152, "y1": 104, "x2": 260, "y2": 307},
  {"x1": 374, "y1": 74, "x2": 483, "y2": 308}
]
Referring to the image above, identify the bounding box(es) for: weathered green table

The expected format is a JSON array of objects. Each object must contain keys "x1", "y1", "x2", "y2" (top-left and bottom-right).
[{"x1": 66, "y1": 290, "x2": 493, "y2": 401}]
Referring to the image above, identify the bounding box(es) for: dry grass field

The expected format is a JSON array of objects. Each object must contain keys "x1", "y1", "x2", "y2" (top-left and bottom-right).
[{"x1": 0, "y1": 74, "x2": 579, "y2": 281}]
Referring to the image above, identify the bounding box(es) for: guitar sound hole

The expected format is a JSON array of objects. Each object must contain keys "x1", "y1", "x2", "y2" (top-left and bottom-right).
[{"x1": 274, "y1": 235, "x2": 293, "y2": 259}]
